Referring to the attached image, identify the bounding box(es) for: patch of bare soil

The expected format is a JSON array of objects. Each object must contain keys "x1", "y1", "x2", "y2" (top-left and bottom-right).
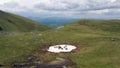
[{"x1": 11, "y1": 57, "x2": 75, "y2": 68}]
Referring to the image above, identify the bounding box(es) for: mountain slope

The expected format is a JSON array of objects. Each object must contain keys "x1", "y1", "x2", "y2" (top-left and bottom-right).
[
  {"x1": 0, "y1": 19, "x2": 120, "y2": 68},
  {"x1": 0, "y1": 10, "x2": 51, "y2": 32},
  {"x1": 66, "y1": 20, "x2": 120, "y2": 33},
  {"x1": 31, "y1": 20, "x2": 120, "y2": 68}
]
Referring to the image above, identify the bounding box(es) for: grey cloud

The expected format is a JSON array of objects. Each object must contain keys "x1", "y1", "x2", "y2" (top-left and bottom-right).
[
  {"x1": 104, "y1": 9, "x2": 120, "y2": 15},
  {"x1": 86, "y1": 0, "x2": 120, "y2": 10},
  {"x1": 34, "y1": 1, "x2": 80, "y2": 11},
  {"x1": 34, "y1": 3, "x2": 64, "y2": 11},
  {"x1": 1, "y1": 0, "x2": 119, "y2": 20},
  {"x1": 34, "y1": 0, "x2": 120, "y2": 11},
  {"x1": 3, "y1": 2, "x2": 19, "y2": 8}
]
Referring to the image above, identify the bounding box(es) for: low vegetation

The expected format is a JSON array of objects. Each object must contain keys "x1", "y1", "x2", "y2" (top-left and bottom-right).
[
  {"x1": 0, "y1": 11, "x2": 120, "y2": 68},
  {"x1": 0, "y1": 10, "x2": 51, "y2": 32}
]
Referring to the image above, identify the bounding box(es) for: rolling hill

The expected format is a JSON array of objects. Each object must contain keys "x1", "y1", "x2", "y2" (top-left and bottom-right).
[
  {"x1": 0, "y1": 10, "x2": 51, "y2": 32},
  {"x1": 31, "y1": 20, "x2": 120, "y2": 68},
  {"x1": 0, "y1": 19, "x2": 120, "y2": 68}
]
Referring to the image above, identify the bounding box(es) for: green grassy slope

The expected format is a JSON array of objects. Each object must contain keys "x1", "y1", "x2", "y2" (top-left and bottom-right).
[
  {"x1": 0, "y1": 20, "x2": 120, "y2": 68},
  {"x1": 33, "y1": 20, "x2": 120, "y2": 68},
  {"x1": 0, "y1": 10, "x2": 51, "y2": 32}
]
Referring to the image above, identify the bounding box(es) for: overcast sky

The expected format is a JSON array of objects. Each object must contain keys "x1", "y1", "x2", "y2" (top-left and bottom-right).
[{"x1": 0, "y1": 0, "x2": 120, "y2": 19}]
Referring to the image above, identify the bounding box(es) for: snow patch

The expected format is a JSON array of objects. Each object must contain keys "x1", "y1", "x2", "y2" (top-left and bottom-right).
[
  {"x1": 47, "y1": 44, "x2": 77, "y2": 53},
  {"x1": 56, "y1": 26, "x2": 64, "y2": 29},
  {"x1": 38, "y1": 33, "x2": 42, "y2": 36}
]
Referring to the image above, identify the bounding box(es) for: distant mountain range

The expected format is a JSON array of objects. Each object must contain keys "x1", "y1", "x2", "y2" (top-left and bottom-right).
[
  {"x1": 14, "y1": 12, "x2": 120, "y2": 27},
  {"x1": 26, "y1": 16, "x2": 119, "y2": 27},
  {"x1": 27, "y1": 17, "x2": 79, "y2": 27}
]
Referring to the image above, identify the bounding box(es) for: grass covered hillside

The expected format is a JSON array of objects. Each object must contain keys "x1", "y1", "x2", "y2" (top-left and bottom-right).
[
  {"x1": 37, "y1": 20, "x2": 120, "y2": 68},
  {"x1": 0, "y1": 10, "x2": 51, "y2": 32},
  {"x1": 0, "y1": 20, "x2": 120, "y2": 68}
]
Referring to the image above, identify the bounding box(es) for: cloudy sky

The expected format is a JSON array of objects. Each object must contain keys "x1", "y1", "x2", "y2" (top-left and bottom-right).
[{"x1": 0, "y1": 0, "x2": 120, "y2": 19}]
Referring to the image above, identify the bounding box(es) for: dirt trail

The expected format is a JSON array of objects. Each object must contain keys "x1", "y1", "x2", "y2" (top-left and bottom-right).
[{"x1": 11, "y1": 57, "x2": 75, "y2": 68}]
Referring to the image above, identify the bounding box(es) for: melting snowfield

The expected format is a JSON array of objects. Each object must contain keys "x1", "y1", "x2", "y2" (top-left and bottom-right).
[{"x1": 47, "y1": 44, "x2": 77, "y2": 53}]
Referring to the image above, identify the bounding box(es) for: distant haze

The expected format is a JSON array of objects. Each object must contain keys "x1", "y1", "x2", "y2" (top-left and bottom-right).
[
  {"x1": 27, "y1": 16, "x2": 115, "y2": 27},
  {"x1": 28, "y1": 17, "x2": 79, "y2": 27}
]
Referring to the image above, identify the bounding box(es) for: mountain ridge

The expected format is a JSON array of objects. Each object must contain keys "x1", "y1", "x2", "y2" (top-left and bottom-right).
[{"x1": 0, "y1": 10, "x2": 51, "y2": 32}]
